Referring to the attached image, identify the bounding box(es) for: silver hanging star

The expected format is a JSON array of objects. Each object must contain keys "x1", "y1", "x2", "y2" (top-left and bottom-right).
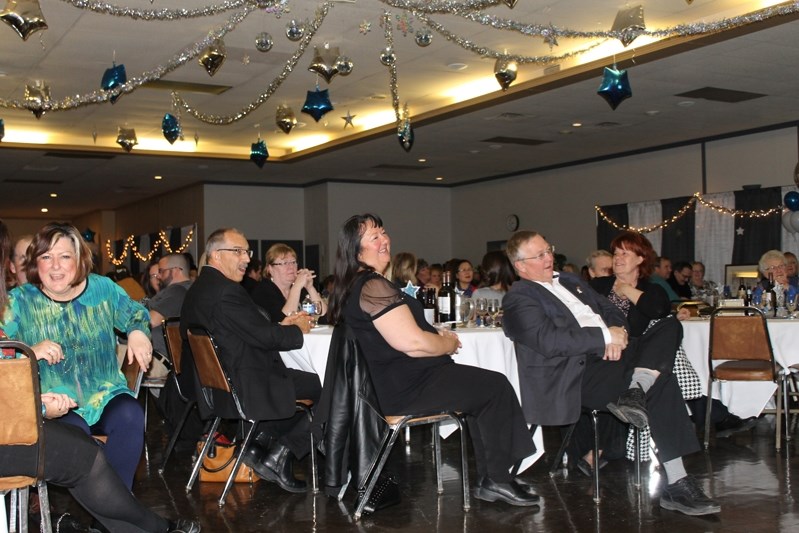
[
  {"x1": 542, "y1": 23, "x2": 558, "y2": 49},
  {"x1": 342, "y1": 111, "x2": 355, "y2": 129},
  {"x1": 736, "y1": 227, "x2": 745, "y2": 236}
]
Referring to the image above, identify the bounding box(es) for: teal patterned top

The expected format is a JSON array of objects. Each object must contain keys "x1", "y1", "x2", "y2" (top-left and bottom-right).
[{"x1": 1, "y1": 273, "x2": 150, "y2": 425}]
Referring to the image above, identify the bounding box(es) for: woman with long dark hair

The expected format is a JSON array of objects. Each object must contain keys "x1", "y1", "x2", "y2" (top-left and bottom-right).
[{"x1": 327, "y1": 214, "x2": 538, "y2": 507}]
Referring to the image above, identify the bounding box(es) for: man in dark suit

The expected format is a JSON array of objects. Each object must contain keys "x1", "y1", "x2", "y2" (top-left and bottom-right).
[
  {"x1": 502, "y1": 230, "x2": 720, "y2": 516},
  {"x1": 181, "y1": 228, "x2": 320, "y2": 493}
]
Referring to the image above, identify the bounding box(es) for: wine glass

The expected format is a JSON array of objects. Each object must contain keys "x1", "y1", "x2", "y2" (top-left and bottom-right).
[
  {"x1": 475, "y1": 298, "x2": 488, "y2": 327},
  {"x1": 788, "y1": 294, "x2": 797, "y2": 318},
  {"x1": 311, "y1": 300, "x2": 323, "y2": 327},
  {"x1": 486, "y1": 299, "x2": 499, "y2": 327}
]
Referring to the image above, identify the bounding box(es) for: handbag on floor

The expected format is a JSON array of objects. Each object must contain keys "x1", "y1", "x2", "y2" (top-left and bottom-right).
[{"x1": 197, "y1": 440, "x2": 259, "y2": 483}]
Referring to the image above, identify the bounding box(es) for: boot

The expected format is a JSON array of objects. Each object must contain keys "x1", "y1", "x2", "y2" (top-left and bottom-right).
[{"x1": 250, "y1": 441, "x2": 307, "y2": 493}]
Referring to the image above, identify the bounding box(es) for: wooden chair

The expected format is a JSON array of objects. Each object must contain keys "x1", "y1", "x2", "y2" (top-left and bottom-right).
[
  {"x1": 705, "y1": 306, "x2": 783, "y2": 449},
  {"x1": 158, "y1": 317, "x2": 198, "y2": 475},
  {"x1": 183, "y1": 327, "x2": 317, "y2": 507},
  {"x1": 0, "y1": 341, "x2": 53, "y2": 533},
  {"x1": 354, "y1": 410, "x2": 470, "y2": 520}
]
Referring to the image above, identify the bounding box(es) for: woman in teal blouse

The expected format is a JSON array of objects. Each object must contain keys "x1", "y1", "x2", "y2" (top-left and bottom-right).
[{"x1": 1, "y1": 222, "x2": 153, "y2": 489}]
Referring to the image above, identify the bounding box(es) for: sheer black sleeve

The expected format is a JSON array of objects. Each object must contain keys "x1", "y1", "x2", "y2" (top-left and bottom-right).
[{"x1": 359, "y1": 276, "x2": 405, "y2": 319}]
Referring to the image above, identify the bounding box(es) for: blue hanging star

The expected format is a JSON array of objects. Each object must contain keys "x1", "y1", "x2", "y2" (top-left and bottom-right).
[
  {"x1": 301, "y1": 88, "x2": 333, "y2": 122},
  {"x1": 101, "y1": 63, "x2": 127, "y2": 104},
  {"x1": 161, "y1": 113, "x2": 181, "y2": 145},
  {"x1": 401, "y1": 280, "x2": 419, "y2": 298},
  {"x1": 250, "y1": 139, "x2": 268, "y2": 168},
  {"x1": 597, "y1": 66, "x2": 632, "y2": 110}
]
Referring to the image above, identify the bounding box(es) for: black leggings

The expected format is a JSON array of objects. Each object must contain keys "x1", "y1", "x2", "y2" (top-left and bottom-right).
[{"x1": 0, "y1": 420, "x2": 168, "y2": 533}]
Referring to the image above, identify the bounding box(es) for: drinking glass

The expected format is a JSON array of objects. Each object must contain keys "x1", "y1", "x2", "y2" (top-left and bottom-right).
[
  {"x1": 487, "y1": 299, "x2": 499, "y2": 327},
  {"x1": 788, "y1": 295, "x2": 797, "y2": 318},
  {"x1": 311, "y1": 300, "x2": 323, "y2": 327},
  {"x1": 475, "y1": 298, "x2": 488, "y2": 327}
]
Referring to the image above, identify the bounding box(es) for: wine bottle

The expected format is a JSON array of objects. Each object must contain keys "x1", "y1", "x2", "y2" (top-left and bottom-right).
[
  {"x1": 438, "y1": 271, "x2": 454, "y2": 323},
  {"x1": 737, "y1": 282, "x2": 746, "y2": 301},
  {"x1": 423, "y1": 287, "x2": 437, "y2": 325},
  {"x1": 766, "y1": 273, "x2": 778, "y2": 317}
]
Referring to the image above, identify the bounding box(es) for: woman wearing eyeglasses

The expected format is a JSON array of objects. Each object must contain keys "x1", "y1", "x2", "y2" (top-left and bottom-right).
[
  {"x1": 252, "y1": 243, "x2": 326, "y2": 323},
  {"x1": 0, "y1": 222, "x2": 151, "y2": 490}
]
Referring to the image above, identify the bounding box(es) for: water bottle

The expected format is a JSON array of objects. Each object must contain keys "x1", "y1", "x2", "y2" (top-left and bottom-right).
[{"x1": 301, "y1": 294, "x2": 315, "y2": 315}]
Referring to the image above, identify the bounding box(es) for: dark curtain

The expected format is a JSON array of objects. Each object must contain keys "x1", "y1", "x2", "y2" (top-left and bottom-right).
[
  {"x1": 596, "y1": 204, "x2": 628, "y2": 252},
  {"x1": 660, "y1": 196, "x2": 695, "y2": 263},
  {"x1": 169, "y1": 228, "x2": 181, "y2": 251},
  {"x1": 732, "y1": 187, "x2": 782, "y2": 265}
]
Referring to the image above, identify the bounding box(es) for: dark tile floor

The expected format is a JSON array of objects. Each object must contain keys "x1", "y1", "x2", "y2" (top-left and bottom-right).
[{"x1": 52, "y1": 414, "x2": 799, "y2": 532}]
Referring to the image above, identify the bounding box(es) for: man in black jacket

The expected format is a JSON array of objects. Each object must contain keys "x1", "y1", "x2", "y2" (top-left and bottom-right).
[{"x1": 180, "y1": 228, "x2": 320, "y2": 493}]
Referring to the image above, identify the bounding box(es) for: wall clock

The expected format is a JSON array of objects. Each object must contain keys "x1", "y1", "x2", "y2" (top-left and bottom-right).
[{"x1": 506, "y1": 214, "x2": 519, "y2": 232}]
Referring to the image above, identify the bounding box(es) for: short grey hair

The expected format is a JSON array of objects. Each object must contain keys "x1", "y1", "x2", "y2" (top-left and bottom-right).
[
  {"x1": 205, "y1": 228, "x2": 243, "y2": 255},
  {"x1": 586, "y1": 249, "x2": 611, "y2": 270},
  {"x1": 759, "y1": 250, "x2": 786, "y2": 274}
]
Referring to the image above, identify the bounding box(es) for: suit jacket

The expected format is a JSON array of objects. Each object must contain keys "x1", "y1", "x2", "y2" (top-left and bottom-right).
[
  {"x1": 589, "y1": 275, "x2": 671, "y2": 337},
  {"x1": 502, "y1": 273, "x2": 627, "y2": 426},
  {"x1": 180, "y1": 266, "x2": 304, "y2": 421}
]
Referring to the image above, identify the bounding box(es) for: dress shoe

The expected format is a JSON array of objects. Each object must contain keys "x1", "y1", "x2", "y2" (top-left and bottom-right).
[
  {"x1": 249, "y1": 441, "x2": 307, "y2": 493},
  {"x1": 474, "y1": 477, "x2": 540, "y2": 506},
  {"x1": 576, "y1": 457, "x2": 608, "y2": 478},
  {"x1": 715, "y1": 415, "x2": 757, "y2": 438},
  {"x1": 168, "y1": 519, "x2": 202, "y2": 533},
  {"x1": 607, "y1": 385, "x2": 649, "y2": 429},
  {"x1": 240, "y1": 441, "x2": 268, "y2": 468},
  {"x1": 511, "y1": 477, "x2": 541, "y2": 499},
  {"x1": 660, "y1": 475, "x2": 721, "y2": 516}
]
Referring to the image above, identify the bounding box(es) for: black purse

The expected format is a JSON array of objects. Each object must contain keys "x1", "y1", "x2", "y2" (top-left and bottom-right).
[{"x1": 359, "y1": 474, "x2": 401, "y2": 515}]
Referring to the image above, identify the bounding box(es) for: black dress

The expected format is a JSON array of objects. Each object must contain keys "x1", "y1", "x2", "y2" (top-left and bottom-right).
[
  {"x1": 251, "y1": 278, "x2": 308, "y2": 323},
  {"x1": 343, "y1": 271, "x2": 535, "y2": 481}
]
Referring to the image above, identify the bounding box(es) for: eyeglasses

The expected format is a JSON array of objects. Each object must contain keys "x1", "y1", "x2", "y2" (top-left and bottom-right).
[
  {"x1": 217, "y1": 248, "x2": 253, "y2": 258},
  {"x1": 271, "y1": 259, "x2": 298, "y2": 267},
  {"x1": 158, "y1": 266, "x2": 182, "y2": 274},
  {"x1": 765, "y1": 264, "x2": 786, "y2": 272},
  {"x1": 149, "y1": 273, "x2": 159, "y2": 279},
  {"x1": 517, "y1": 246, "x2": 555, "y2": 263},
  {"x1": 458, "y1": 267, "x2": 473, "y2": 273}
]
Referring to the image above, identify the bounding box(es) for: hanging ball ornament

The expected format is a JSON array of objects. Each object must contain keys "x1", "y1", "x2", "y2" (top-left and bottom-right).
[
  {"x1": 336, "y1": 56, "x2": 354, "y2": 76},
  {"x1": 199, "y1": 39, "x2": 226, "y2": 77},
  {"x1": 116, "y1": 127, "x2": 138, "y2": 153},
  {"x1": 255, "y1": 31, "x2": 273, "y2": 52},
  {"x1": 0, "y1": 0, "x2": 48, "y2": 41},
  {"x1": 24, "y1": 80, "x2": 50, "y2": 119},
  {"x1": 783, "y1": 211, "x2": 795, "y2": 234},
  {"x1": 784, "y1": 191, "x2": 799, "y2": 212},
  {"x1": 81, "y1": 228, "x2": 96, "y2": 243},
  {"x1": 250, "y1": 139, "x2": 268, "y2": 168},
  {"x1": 415, "y1": 30, "x2": 433, "y2": 47},
  {"x1": 275, "y1": 105, "x2": 297, "y2": 134},
  {"x1": 101, "y1": 62, "x2": 127, "y2": 104},
  {"x1": 301, "y1": 87, "x2": 334, "y2": 122},
  {"x1": 597, "y1": 65, "x2": 632, "y2": 110},
  {"x1": 286, "y1": 20, "x2": 304, "y2": 41},
  {"x1": 494, "y1": 58, "x2": 518, "y2": 91},
  {"x1": 791, "y1": 211, "x2": 799, "y2": 234},
  {"x1": 397, "y1": 116, "x2": 414, "y2": 152},
  {"x1": 379, "y1": 47, "x2": 396, "y2": 66},
  {"x1": 161, "y1": 113, "x2": 181, "y2": 145}
]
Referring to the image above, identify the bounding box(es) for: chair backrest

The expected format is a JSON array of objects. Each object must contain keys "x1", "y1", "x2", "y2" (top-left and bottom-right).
[
  {"x1": 119, "y1": 356, "x2": 143, "y2": 397},
  {"x1": 186, "y1": 327, "x2": 231, "y2": 393},
  {"x1": 709, "y1": 306, "x2": 776, "y2": 366},
  {"x1": 163, "y1": 317, "x2": 183, "y2": 375},
  {"x1": 677, "y1": 300, "x2": 710, "y2": 318},
  {"x1": 0, "y1": 341, "x2": 46, "y2": 488}
]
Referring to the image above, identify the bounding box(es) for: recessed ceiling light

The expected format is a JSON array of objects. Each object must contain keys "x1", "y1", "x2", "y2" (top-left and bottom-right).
[
  {"x1": 559, "y1": 130, "x2": 572, "y2": 135},
  {"x1": 572, "y1": 122, "x2": 582, "y2": 127},
  {"x1": 469, "y1": 149, "x2": 480, "y2": 154},
  {"x1": 677, "y1": 100, "x2": 695, "y2": 107},
  {"x1": 447, "y1": 63, "x2": 468, "y2": 71},
  {"x1": 154, "y1": 175, "x2": 163, "y2": 180},
  {"x1": 489, "y1": 144, "x2": 502, "y2": 150},
  {"x1": 645, "y1": 110, "x2": 660, "y2": 116},
  {"x1": 41, "y1": 208, "x2": 48, "y2": 213},
  {"x1": 49, "y1": 193, "x2": 58, "y2": 198},
  {"x1": 435, "y1": 176, "x2": 444, "y2": 181},
  {"x1": 370, "y1": 93, "x2": 387, "y2": 100},
  {"x1": 418, "y1": 158, "x2": 427, "y2": 163}
]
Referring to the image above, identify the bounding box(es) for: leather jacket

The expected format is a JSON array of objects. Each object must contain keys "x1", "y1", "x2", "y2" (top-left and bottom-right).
[{"x1": 312, "y1": 324, "x2": 384, "y2": 493}]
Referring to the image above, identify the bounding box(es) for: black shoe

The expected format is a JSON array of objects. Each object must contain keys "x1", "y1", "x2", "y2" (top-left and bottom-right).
[
  {"x1": 168, "y1": 519, "x2": 201, "y2": 533},
  {"x1": 576, "y1": 457, "x2": 609, "y2": 478},
  {"x1": 52, "y1": 514, "x2": 97, "y2": 533},
  {"x1": 474, "y1": 477, "x2": 540, "y2": 507},
  {"x1": 248, "y1": 442, "x2": 307, "y2": 493},
  {"x1": 357, "y1": 474, "x2": 401, "y2": 515},
  {"x1": 512, "y1": 477, "x2": 540, "y2": 498},
  {"x1": 715, "y1": 416, "x2": 757, "y2": 438},
  {"x1": 240, "y1": 441, "x2": 267, "y2": 467},
  {"x1": 607, "y1": 385, "x2": 649, "y2": 429},
  {"x1": 660, "y1": 475, "x2": 721, "y2": 516}
]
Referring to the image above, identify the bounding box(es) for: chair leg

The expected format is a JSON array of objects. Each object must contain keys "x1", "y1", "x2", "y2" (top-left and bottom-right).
[
  {"x1": 454, "y1": 415, "x2": 471, "y2": 512},
  {"x1": 218, "y1": 421, "x2": 259, "y2": 507},
  {"x1": 776, "y1": 378, "x2": 783, "y2": 452},
  {"x1": 591, "y1": 410, "x2": 600, "y2": 504},
  {"x1": 18, "y1": 486, "x2": 29, "y2": 533},
  {"x1": 297, "y1": 404, "x2": 318, "y2": 494},
  {"x1": 433, "y1": 423, "x2": 443, "y2": 493},
  {"x1": 634, "y1": 427, "x2": 641, "y2": 490},
  {"x1": 186, "y1": 417, "x2": 221, "y2": 492},
  {"x1": 9, "y1": 488, "x2": 18, "y2": 533},
  {"x1": 704, "y1": 382, "x2": 714, "y2": 449},
  {"x1": 354, "y1": 424, "x2": 401, "y2": 521},
  {"x1": 784, "y1": 372, "x2": 791, "y2": 444},
  {"x1": 38, "y1": 481, "x2": 52, "y2": 533},
  {"x1": 159, "y1": 401, "x2": 196, "y2": 474},
  {"x1": 549, "y1": 422, "x2": 577, "y2": 475}
]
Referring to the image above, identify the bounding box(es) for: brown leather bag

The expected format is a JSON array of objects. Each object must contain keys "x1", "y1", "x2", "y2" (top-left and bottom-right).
[{"x1": 197, "y1": 441, "x2": 259, "y2": 484}]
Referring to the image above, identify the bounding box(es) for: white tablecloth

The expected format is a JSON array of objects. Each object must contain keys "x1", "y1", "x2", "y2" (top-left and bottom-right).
[
  {"x1": 681, "y1": 318, "x2": 799, "y2": 418},
  {"x1": 280, "y1": 325, "x2": 544, "y2": 472}
]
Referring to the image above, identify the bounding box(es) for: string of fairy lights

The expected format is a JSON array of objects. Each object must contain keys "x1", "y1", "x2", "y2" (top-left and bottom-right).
[
  {"x1": 105, "y1": 228, "x2": 195, "y2": 265},
  {"x1": 595, "y1": 192, "x2": 785, "y2": 234}
]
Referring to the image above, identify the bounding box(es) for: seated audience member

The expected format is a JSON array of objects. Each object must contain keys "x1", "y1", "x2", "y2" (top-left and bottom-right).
[
  {"x1": 586, "y1": 249, "x2": 613, "y2": 279},
  {"x1": 320, "y1": 274, "x2": 335, "y2": 299},
  {"x1": 451, "y1": 259, "x2": 478, "y2": 296},
  {"x1": 9, "y1": 234, "x2": 32, "y2": 286},
  {"x1": 562, "y1": 263, "x2": 579, "y2": 274},
  {"x1": 185, "y1": 253, "x2": 199, "y2": 281},
  {"x1": 181, "y1": 228, "x2": 320, "y2": 493},
  {"x1": 1, "y1": 223, "x2": 151, "y2": 490},
  {"x1": 113, "y1": 265, "x2": 147, "y2": 301},
  {"x1": 252, "y1": 243, "x2": 326, "y2": 323},
  {"x1": 785, "y1": 251, "x2": 799, "y2": 287},
  {"x1": 241, "y1": 258, "x2": 263, "y2": 293},
  {"x1": 689, "y1": 261, "x2": 718, "y2": 303},
  {"x1": 472, "y1": 251, "x2": 517, "y2": 304},
  {"x1": 651, "y1": 256, "x2": 681, "y2": 302},
  {"x1": 416, "y1": 258, "x2": 431, "y2": 286},
  {"x1": 756, "y1": 250, "x2": 796, "y2": 307},
  {"x1": 143, "y1": 258, "x2": 161, "y2": 301},
  {"x1": 668, "y1": 261, "x2": 693, "y2": 300},
  {"x1": 327, "y1": 214, "x2": 538, "y2": 506},
  {"x1": 502, "y1": 230, "x2": 720, "y2": 516},
  {"x1": 148, "y1": 253, "x2": 192, "y2": 357},
  {"x1": 391, "y1": 251, "x2": 418, "y2": 288},
  {"x1": 428, "y1": 263, "x2": 443, "y2": 292}
]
